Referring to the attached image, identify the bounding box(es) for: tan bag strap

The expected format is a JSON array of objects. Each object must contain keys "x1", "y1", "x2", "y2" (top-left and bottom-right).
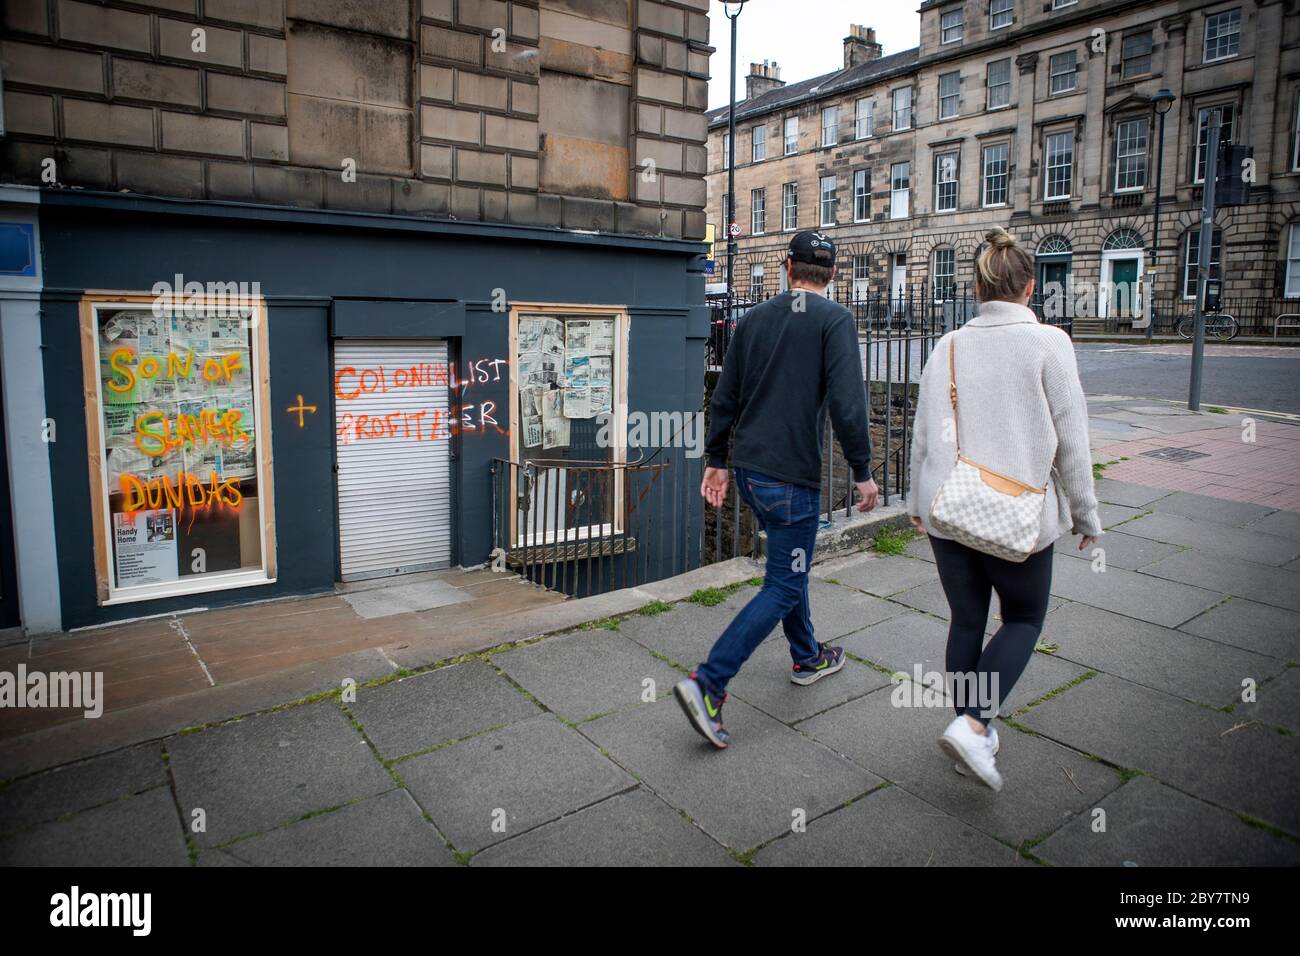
[{"x1": 947, "y1": 333, "x2": 961, "y2": 455}]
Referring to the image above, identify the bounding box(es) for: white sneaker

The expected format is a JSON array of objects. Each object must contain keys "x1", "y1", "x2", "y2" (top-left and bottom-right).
[
  {"x1": 954, "y1": 725, "x2": 998, "y2": 777},
  {"x1": 939, "y1": 716, "x2": 1003, "y2": 791}
]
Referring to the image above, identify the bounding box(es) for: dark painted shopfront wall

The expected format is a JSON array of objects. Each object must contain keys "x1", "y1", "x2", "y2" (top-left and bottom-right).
[{"x1": 39, "y1": 199, "x2": 707, "y2": 628}]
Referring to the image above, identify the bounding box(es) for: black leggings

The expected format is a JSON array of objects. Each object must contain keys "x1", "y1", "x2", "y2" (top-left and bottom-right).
[{"x1": 929, "y1": 535, "x2": 1055, "y2": 725}]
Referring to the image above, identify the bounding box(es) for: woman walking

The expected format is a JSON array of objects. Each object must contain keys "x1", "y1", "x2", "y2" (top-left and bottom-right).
[{"x1": 908, "y1": 228, "x2": 1101, "y2": 791}]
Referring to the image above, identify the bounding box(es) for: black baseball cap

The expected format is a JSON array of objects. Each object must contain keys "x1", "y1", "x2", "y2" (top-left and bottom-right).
[{"x1": 786, "y1": 230, "x2": 836, "y2": 267}]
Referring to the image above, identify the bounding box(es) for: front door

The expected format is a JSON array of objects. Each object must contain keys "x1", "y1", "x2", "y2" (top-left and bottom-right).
[
  {"x1": 1108, "y1": 256, "x2": 1140, "y2": 318},
  {"x1": 333, "y1": 339, "x2": 453, "y2": 581},
  {"x1": 890, "y1": 254, "x2": 907, "y2": 316}
]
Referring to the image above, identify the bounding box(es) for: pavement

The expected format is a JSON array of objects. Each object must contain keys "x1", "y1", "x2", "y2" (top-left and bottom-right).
[{"x1": 0, "y1": 397, "x2": 1297, "y2": 866}]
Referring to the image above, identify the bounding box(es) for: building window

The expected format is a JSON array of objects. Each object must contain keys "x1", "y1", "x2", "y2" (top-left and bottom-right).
[
  {"x1": 751, "y1": 188, "x2": 766, "y2": 234},
  {"x1": 1049, "y1": 50, "x2": 1077, "y2": 94},
  {"x1": 939, "y1": 71, "x2": 960, "y2": 119},
  {"x1": 821, "y1": 106, "x2": 839, "y2": 148},
  {"x1": 934, "y1": 152, "x2": 959, "y2": 212},
  {"x1": 893, "y1": 87, "x2": 912, "y2": 131},
  {"x1": 1204, "y1": 9, "x2": 1241, "y2": 63},
  {"x1": 941, "y1": 11, "x2": 964, "y2": 44},
  {"x1": 722, "y1": 193, "x2": 731, "y2": 227},
  {"x1": 1121, "y1": 32, "x2": 1153, "y2": 79},
  {"x1": 986, "y1": 59, "x2": 1011, "y2": 110},
  {"x1": 85, "y1": 293, "x2": 275, "y2": 604},
  {"x1": 819, "y1": 175, "x2": 837, "y2": 226},
  {"x1": 855, "y1": 97, "x2": 874, "y2": 138},
  {"x1": 1044, "y1": 131, "x2": 1073, "y2": 200},
  {"x1": 1195, "y1": 104, "x2": 1236, "y2": 182},
  {"x1": 890, "y1": 162, "x2": 910, "y2": 219},
  {"x1": 751, "y1": 124, "x2": 766, "y2": 162},
  {"x1": 1114, "y1": 118, "x2": 1148, "y2": 192},
  {"x1": 784, "y1": 116, "x2": 798, "y2": 155},
  {"x1": 1183, "y1": 229, "x2": 1223, "y2": 299},
  {"x1": 990, "y1": 0, "x2": 1014, "y2": 31},
  {"x1": 782, "y1": 182, "x2": 798, "y2": 230},
  {"x1": 932, "y1": 248, "x2": 956, "y2": 300},
  {"x1": 852, "y1": 255, "x2": 871, "y2": 301},
  {"x1": 722, "y1": 133, "x2": 731, "y2": 168},
  {"x1": 1286, "y1": 224, "x2": 1300, "y2": 297},
  {"x1": 512, "y1": 307, "x2": 627, "y2": 542},
  {"x1": 982, "y1": 143, "x2": 1009, "y2": 206},
  {"x1": 853, "y1": 168, "x2": 871, "y2": 222},
  {"x1": 750, "y1": 265, "x2": 765, "y2": 301},
  {"x1": 1294, "y1": 95, "x2": 1300, "y2": 172}
]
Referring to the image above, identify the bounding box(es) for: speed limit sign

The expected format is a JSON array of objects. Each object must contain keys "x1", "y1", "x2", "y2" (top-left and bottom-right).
[{"x1": 728, "y1": 222, "x2": 741, "y2": 238}]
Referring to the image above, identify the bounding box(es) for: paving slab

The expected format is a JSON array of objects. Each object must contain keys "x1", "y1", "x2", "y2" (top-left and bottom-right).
[
  {"x1": 1097, "y1": 502, "x2": 1145, "y2": 529},
  {"x1": 1001, "y1": 651, "x2": 1093, "y2": 715},
  {"x1": 905, "y1": 536, "x2": 936, "y2": 562},
  {"x1": 1246, "y1": 509, "x2": 1300, "y2": 541},
  {"x1": 0, "y1": 742, "x2": 167, "y2": 836},
  {"x1": 167, "y1": 700, "x2": 393, "y2": 848},
  {"x1": 1048, "y1": 552, "x2": 1224, "y2": 627},
  {"x1": 1149, "y1": 492, "x2": 1278, "y2": 529},
  {"x1": 471, "y1": 787, "x2": 737, "y2": 867},
  {"x1": 727, "y1": 653, "x2": 890, "y2": 724},
  {"x1": 1093, "y1": 478, "x2": 1172, "y2": 508},
  {"x1": 0, "y1": 785, "x2": 189, "y2": 866},
  {"x1": 580, "y1": 697, "x2": 879, "y2": 851},
  {"x1": 1043, "y1": 602, "x2": 1286, "y2": 706},
  {"x1": 216, "y1": 789, "x2": 456, "y2": 867},
  {"x1": 398, "y1": 714, "x2": 634, "y2": 854},
  {"x1": 840, "y1": 609, "x2": 949, "y2": 675},
  {"x1": 341, "y1": 579, "x2": 473, "y2": 619},
  {"x1": 1019, "y1": 672, "x2": 1300, "y2": 836},
  {"x1": 805, "y1": 578, "x2": 909, "y2": 640},
  {"x1": 797, "y1": 685, "x2": 1120, "y2": 846},
  {"x1": 1178, "y1": 597, "x2": 1300, "y2": 660},
  {"x1": 1119, "y1": 512, "x2": 1300, "y2": 567},
  {"x1": 617, "y1": 598, "x2": 746, "y2": 669},
  {"x1": 1141, "y1": 550, "x2": 1300, "y2": 612},
  {"x1": 347, "y1": 660, "x2": 540, "y2": 760},
  {"x1": 1235, "y1": 668, "x2": 1300, "y2": 734},
  {"x1": 815, "y1": 553, "x2": 939, "y2": 597},
  {"x1": 1054, "y1": 530, "x2": 1184, "y2": 570},
  {"x1": 754, "y1": 784, "x2": 1023, "y2": 867},
  {"x1": 492, "y1": 630, "x2": 681, "y2": 723},
  {"x1": 1035, "y1": 776, "x2": 1300, "y2": 866}
]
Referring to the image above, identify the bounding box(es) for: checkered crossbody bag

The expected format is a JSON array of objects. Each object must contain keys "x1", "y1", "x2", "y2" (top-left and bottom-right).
[{"x1": 927, "y1": 333, "x2": 1047, "y2": 562}]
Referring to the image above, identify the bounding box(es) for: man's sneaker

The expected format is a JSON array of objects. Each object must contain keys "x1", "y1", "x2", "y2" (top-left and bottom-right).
[
  {"x1": 954, "y1": 725, "x2": 999, "y2": 776},
  {"x1": 673, "y1": 675, "x2": 731, "y2": 749},
  {"x1": 939, "y1": 716, "x2": 1003, "y2": 791},
  {"x1": 791, "y1": 643, "x2": 846, "y2": 685}
]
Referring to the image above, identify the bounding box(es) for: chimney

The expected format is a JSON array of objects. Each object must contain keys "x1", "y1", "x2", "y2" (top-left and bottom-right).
[
  {"x1": 745, "y1": 60, "x2": 784, "y2": 100},
  {"x1": 843, "y1": 25, "x2": 883, "y2": 69}
]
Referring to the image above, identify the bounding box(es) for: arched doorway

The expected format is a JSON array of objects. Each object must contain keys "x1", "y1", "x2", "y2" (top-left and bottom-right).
[{"x1": 1101, "y1": 228, "x2": 1144, "y2": 319}]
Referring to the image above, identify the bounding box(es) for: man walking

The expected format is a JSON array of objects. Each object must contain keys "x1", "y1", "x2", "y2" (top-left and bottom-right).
[{"x1": 674, "y1": 231, "x2": 878, "y2": 748}]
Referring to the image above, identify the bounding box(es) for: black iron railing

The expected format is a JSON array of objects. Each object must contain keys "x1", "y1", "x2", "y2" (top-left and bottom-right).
[{"x1": 490, "y1": 451, "x2": 702, "y2": 599}]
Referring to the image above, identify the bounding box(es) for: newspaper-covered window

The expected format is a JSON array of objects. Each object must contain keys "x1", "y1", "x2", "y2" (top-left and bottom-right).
[
  {"x1": 89, "y1": 296, "x2": 272, "y2": 600},
  {"x1": 516, "y1": 313, "x2": 617, "y2": 460}
]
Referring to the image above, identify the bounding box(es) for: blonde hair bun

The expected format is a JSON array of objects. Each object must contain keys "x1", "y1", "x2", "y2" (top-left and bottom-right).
[{"x1": 985, "y1": 227, "x2": 1016, "y2": 250}]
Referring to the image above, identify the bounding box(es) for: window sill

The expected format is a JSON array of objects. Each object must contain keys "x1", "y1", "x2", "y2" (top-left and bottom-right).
[{"x1": 102, "y1": 570, "x2": 277, "y2": 607}]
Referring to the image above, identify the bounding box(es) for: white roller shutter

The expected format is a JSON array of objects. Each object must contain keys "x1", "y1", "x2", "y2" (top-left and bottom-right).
[{"x1": 334, "y1": 340, "x2": 452, "y2": 580}]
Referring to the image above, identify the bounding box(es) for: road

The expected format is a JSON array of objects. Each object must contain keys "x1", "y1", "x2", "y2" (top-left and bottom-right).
[{"x1": 1074, "y1": 343, "x2": 1300, "y2": 414}]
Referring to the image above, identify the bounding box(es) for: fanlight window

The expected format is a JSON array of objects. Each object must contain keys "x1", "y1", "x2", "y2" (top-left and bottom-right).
[
  {"x1": 1102, "y1": 228, "x2": 1143, "y2": 251},
  {"x1": 1038, "y1": 235, "x2": 1072, "y2": 256}
]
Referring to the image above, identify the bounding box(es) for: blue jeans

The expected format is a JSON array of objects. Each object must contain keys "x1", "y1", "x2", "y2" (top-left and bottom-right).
[{"x1": 695, "y1": 468, "x2": 822, "y2": 699}]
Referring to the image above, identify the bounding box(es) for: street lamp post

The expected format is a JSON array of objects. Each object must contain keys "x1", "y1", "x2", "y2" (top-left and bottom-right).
[
  {"x1": 723, "y1": 2, "x2": 748, "y2": 334},
  {"x1": 1146, "y1": 88, "x2": 1176, "y2": 341}
]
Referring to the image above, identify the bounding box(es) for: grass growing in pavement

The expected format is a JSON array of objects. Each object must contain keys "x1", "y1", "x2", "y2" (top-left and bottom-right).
[
  {"x1": 1034, "y1": 640, "x2": 1059, "y2": 654},
  {"x1": 578, "y1": 617, "x2": 620, "y2": 631},
  {"x1": 637, "y1": 599, "x2": 673, "y2": 616},
  {"x1": 1091, "y1": 457, "x2": 1129, "y2": 480},
  {"x1": 688, "y1": 587, "x2": 729, "y2": 607},
  {"x1": 872, "y1": 526, "x2": 914, "y2": 555},
  {"x1": 1207, "y1": 405, "x2": 1228, "y2": 414}
]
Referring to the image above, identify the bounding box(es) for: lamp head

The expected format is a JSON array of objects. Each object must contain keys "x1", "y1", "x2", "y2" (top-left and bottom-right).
[{"x1": 1152, "y1": 88, "x2": 1176, "y2": 115}]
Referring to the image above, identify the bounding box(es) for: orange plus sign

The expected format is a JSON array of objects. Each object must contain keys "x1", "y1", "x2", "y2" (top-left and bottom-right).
[{"x1": 287, "y1": 394, "x2": 317, "y2": 428}]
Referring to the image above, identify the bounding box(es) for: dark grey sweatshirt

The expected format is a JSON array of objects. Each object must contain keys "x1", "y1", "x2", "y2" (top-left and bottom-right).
[{"x1": 705, "y1": 290, "x2": 872, "y2": 488}]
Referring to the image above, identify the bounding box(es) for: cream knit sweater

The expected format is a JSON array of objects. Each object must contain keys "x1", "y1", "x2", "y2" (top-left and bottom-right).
[{"x1": 907, "y1": 300, "x2": 1102, "y2": 552}]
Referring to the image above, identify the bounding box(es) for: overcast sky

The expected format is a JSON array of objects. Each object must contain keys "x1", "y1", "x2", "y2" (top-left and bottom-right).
[{"x1": 706, "y1": 1, "x2": 921, "y2": 111}]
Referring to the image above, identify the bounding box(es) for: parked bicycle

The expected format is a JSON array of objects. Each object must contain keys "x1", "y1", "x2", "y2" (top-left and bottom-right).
[{"x1": 1177, "y1": 312, "x2": 1240, "y2": 341}]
